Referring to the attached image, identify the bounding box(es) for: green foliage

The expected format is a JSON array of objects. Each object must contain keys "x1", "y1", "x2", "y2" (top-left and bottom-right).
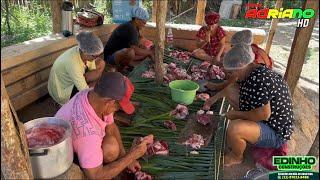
[
  {"x1": 1, "y1": 1, "x2": 52, "y2": 48},
  {"x1": 142, "y1": 0, "x2": 153, "y2": 20},
  {"x1": 219, "y1": 19, "x2": 257, "y2": 28}
]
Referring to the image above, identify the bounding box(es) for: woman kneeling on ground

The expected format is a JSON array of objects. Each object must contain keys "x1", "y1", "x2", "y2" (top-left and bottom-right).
[
  {"x1": 206, "y1": 29, "x2": 274, "y2": 91},
  {"x1": 192, "y1": 12, "x2": 226, "y2": 64},
  {"x1": 203, "y1": 44, "x2": 294, "y2": 167}
]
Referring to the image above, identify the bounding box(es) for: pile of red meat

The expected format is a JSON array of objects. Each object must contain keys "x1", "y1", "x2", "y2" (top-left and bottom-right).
[
  {"x1": 183, "y1": 133, "x2": 205, "y2": 149},
  {"x1": 26, "y1": 124, "x2": 66, "y2": 148},
  {"x1": 132, "y1": 137, "x2": 169, "y2": 156},
  {"x1": 146, "y1": 140, "x2": 169, "y2": 156},
  {"x1": 141, "y1": 69, "x2": 155, "y2": 78},
  {"x1": 163, "y1": 120, "x2": 177, "y2": 131},
  {"x1": 196, "y1": 110, "x2": 214, "y2": 125},
  {"x1": 135, "y1": 171, "x2": 152, "y2": 180},
  {"x1": 196, "y1": 93, "x2": 210, "y2": 101},
  {"x1": 190, "y1": 62, "x2": 225, "y2": 81},
  {"x1": 163, "y1": 63, "x2": 192, "y2": 83},
  {"x1": 169, "y1": 50, "x2": 191, "y2": 64},
  {"x1": 170, "y1": 104, "x2": 189, "y2": 119}
]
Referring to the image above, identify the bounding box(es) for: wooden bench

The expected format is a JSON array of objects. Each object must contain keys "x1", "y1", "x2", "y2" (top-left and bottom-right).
[{"x1": 1, "y1": 23, "x2": 266, "y2": 111}]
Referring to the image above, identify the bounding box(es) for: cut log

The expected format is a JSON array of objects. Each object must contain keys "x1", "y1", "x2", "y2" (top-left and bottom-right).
[
  {"x1": 195, "y1": 0, "x2": 206, "y2": 25},
  {"x1": 284, "y1": 0, "x2": 319, "y2": 95},
  {"x1": 264, "y1": 0, "x2": 283, "y2": 54},
  {"x1": 154, "y1": 0, "x2": 167, "y2": 84},
  {"x1": 11, "y1": 81, "x2": 48, "y2": 111},
  {"x1": 1, "y1": 75, "x2": 33, "y2": 179}
]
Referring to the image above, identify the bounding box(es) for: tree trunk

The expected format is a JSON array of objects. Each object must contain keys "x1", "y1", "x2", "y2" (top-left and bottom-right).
[
  {"x1": 195, "y1": 0, "x2": 206, "y2": 25},
  {"x1": 4, "y1": 0, "x2": 12, "y2": 35},
  {"x1": 152, "y1": 0, "x2": 157, "y2": 22},
  {"x1": 1, "y1": 75, "x2": 33, "y2": 179},
  {"x1": 50, "y1": 0, "x2": 63, "y2": 33},
  {"x1": 264, "y1": 0, "x2": 283, "y2": 54},
  {"x1": 284, "y1": 0, "x2": 319, "y2": 95},
  {"x1": 154, "y1": 0, "x2": 167, "y2": 84}
]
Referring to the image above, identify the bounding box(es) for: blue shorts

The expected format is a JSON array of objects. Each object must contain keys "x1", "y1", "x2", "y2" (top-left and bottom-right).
[
  {"x1": 106, "y1": 53, "x2": 116, "y2": 65},
  {"x1": 254, "y1": 122, "x2": 286, "y2": 149}
]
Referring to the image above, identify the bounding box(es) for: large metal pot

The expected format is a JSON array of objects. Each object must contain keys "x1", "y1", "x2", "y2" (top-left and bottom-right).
[{"x1": 24, "y1": 117, "x2": 73, "y2": 179}]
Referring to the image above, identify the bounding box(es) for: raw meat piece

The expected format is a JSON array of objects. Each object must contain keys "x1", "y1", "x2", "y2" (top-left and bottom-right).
[
  {"x1": 146, "y1": 140, "x2": 169, "y2": 156},
  {"x1": 170, "y1": 104, "x2": 189, "y2": 119},
  {"x1": 169, "y1": 50, "x2": 191, "y2": 63},
  {"x1": 197, "y1": 110, "x2": 205, "y2": 115},
  {"x1": 206, "y1": 111, "x2": 214, "y2": 115},
  {"x1": 196, "y1": 114, "x2": 211, "y2": 125},
  {"x1": 183, "y1": 134, "x2": 205, "y2": 149},
  {"x1": 196, "y1": 93, "x2": 210, "y2": 101},
  {"x1": 26, "y1": 124, "x2": 66, "y2": 148},
  {"x1": 163, "y1": 120, "x2": 177, "y2": 131},
  {"x1": 190, "y1": 150, "x2": 199, "y2": 155},
  {"x1": 135, "y1": 171, "x2": 152, "y2": 180},
  {"x1": 141, "y1": 70, "x2": 155, "y2": 78}
]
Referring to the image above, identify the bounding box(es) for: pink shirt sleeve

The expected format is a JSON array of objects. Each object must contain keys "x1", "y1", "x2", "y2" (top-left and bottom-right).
[
  {"x1": 74, "y1": 136, "x2": 103, "y2": 169},
  {"x1": 196, "y1": 27, "x2": 207, "y2": 40}
]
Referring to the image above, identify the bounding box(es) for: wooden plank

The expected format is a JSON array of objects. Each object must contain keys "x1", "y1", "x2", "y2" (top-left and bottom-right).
[
  {"x1": 154, "y1": 0, "x2": 167, "y2": 84},
  {"x1": 195, "y1": 0, "x2": 207, "y2": 25},
  {"x1": 152, "y1": 0, "x2": 157, "y2": 22},
  {"x1": 284, "y1": 0, "x2": 319, "y2": 95},
  {"x1": 2, "y1": 50, "x2": 64, "y2": 86},
  {"x1": 1, "y1": 75, "x2": 33, "y2": 179},
  {"x1": 1, "y1": 24, "x2": 117, "y2": 71},
  {"x1": 50, "y1": 0, "x2": 63, "y2": 33},
  {"x1": 6, "y1": 67, "x2": 51, "y2": 99},
  {"x1": 264, "y1": 0, "x2": 283, "y2": 54},
  {"x1": 142, "y1": 23, "x2": 266, "y2": 44},
  {"x1": 11, "y1": 82, "x2": 48, "y2": 111}
]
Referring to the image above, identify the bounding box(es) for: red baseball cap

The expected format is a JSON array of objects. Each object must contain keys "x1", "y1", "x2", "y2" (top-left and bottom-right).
[
  {"x1": 119, "y1": 77, "x2": 135, "y2": 114},
  {"x1": 93, "y1": 72, "x2": 135, "y2": 114}
]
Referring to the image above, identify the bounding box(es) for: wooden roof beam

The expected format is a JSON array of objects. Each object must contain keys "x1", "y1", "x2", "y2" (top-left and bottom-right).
[{"x1": 284, "y1": 0, "x2": 319, "y2": 95}]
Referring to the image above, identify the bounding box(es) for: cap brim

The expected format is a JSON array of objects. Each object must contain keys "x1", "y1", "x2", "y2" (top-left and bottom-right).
[{"x1": 119, "y1": 100, "x2": 135, "y2": 114}]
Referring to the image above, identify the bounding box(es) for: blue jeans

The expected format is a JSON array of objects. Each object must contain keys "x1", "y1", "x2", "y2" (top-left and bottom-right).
[{"x1": 254, "y1": 122, "x2": 286, "y2": 149}]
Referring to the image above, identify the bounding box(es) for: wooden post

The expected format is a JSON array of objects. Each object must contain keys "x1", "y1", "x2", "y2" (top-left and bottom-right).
[
  {"x1": 264, "y1": 0, "x2": 283, "y2": 54},
  {"x1": 195, "y1": 0, "x2": 207, "y2": 25},
  {"x1": 50, "y1": 0, "x2": 63, "y2": 33},
  {"x1": 152, "y1": 0, "x2": 157, "y2": 22},
  {"x1": 154, "y1": 0, "x2": 167, "y2": 84},
  {"x1": 1, "y1": 75, "x2": 33, "y2": 179},
  {"x1": 284, "y1": 0, "x2": 319, "y2": 95}
]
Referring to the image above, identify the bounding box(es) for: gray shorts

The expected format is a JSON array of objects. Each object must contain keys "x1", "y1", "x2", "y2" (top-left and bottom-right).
[{"x1": 254, "y1": 122, "x2": 286, "y2": 149}]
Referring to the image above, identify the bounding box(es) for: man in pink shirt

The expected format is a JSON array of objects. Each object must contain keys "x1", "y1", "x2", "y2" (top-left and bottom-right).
[{"x1": 55, "y1": 72, "x2": 153, "y2": 179}]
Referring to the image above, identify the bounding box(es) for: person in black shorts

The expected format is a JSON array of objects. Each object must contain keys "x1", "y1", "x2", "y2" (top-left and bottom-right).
[
  {"x1": 104, "y1": 7, "x2": 154, "y2": 72},
  {"x1": 203, "y1": 44, "x2": 294, "y2": 167}
]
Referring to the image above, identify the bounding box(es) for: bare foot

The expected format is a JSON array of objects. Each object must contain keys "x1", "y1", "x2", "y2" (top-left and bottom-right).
[{"x1": 224, "y1": 153, "x2": 243, "y2": 167}]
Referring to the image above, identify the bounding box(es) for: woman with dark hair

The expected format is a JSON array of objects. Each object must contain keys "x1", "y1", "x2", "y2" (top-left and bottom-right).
[{"x1": 192, "y1": 12, "x2": 226, "y2": 64}]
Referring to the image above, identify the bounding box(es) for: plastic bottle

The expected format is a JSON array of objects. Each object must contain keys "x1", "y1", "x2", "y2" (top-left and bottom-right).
[{"x1": 166, "y1": 26, "x2": 174, "y2": 48}]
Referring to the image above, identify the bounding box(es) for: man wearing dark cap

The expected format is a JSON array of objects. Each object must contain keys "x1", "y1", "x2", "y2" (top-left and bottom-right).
[{"x1": 55, "y1": 72, "x2": 153, "y2": 179}]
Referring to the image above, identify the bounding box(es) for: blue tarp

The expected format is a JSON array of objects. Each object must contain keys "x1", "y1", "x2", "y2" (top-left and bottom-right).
[{"x1": 112, "y1": 0, "x2": 142, "y2": 24}]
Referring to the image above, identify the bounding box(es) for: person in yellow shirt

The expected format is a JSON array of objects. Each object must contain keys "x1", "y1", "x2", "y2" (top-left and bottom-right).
[{"x1": 48, "y1": 31, "x2": 105, "y2": 105}]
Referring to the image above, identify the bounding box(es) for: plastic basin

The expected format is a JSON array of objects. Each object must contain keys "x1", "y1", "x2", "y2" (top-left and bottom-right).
[{"x1": 169, "y1": 80, "x2": 199, "y2": 105}]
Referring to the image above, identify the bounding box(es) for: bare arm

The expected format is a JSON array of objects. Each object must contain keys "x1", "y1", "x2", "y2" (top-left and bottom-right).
[
  {"x1": 84, "y1": 141, "x2": 147, "y2": 179},
  {"x1": 84, "y1": 59, "x2": 105, "y2": 83},
  {"x1": 105, "y1": 123, "x2": 126, "y2": 157},
  {"x1": 226, "y1": 102, "x2": 271, "y2": 121},
  {"x1": 215, "y1": 37, "x2": 226, "y2": 60},
  {"x1": 131, "y1": 45, "x2": 152, "y2": 57}
]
